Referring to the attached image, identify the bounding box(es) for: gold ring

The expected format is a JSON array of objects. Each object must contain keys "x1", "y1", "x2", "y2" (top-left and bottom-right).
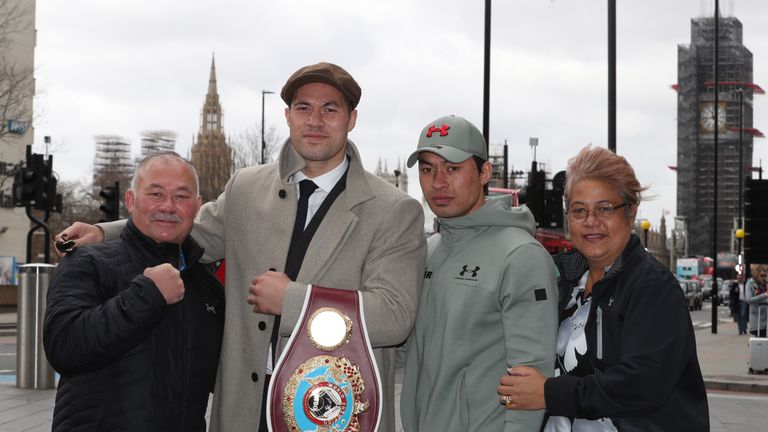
[{"x1": 500, "y1": 395, "x2": 512, "y2": 406}]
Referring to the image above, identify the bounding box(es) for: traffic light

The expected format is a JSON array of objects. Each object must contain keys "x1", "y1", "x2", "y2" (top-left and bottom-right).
[
  {"x1": 517, "y1": 188, "x2": 527, "y2": 205},
  {"x1": 545, "y1": 171, "x2": 566, "y2": 229},
  {"x1": 99, "y1": 181, "x2": 120, "y2": 222},
  {"x1": 33, "y1": 154, "x2": 54, "y2": 211},
  {"x1": 11, "y1": 164, "x2": 37, "y2": 207},
  {"x1": 12, "y1": 146, "x2": 59, "y2": 211},
  {"x1": 525, "y1": 161, "x2": 546, "y2": 228},
  {"x1": 744, "y1": 178, "x2": 768, "y2": 263},
  {"x1": 52, "y1": 193, "x2": 63, "y2": 213}
]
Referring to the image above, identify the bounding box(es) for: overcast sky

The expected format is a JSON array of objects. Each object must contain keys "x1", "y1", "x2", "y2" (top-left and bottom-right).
[{"x1": 32, "y1": 0, "x2": 768, "y2": 233}]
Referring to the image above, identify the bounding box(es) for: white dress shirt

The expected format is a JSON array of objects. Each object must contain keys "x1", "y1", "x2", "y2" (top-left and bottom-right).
[{"x1": 290, "y1": 157, "x2": 349, "y2": 229}]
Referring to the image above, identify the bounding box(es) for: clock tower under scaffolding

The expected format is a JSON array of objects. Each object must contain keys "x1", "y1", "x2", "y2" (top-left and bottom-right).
[{"x1": 675, "y1": 14, "x2": 763, "y2": 256}]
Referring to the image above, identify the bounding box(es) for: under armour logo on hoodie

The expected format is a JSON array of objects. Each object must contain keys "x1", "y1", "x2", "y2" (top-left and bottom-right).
[{"x1": 459, "y1": 265, "x2": 480, "y2": 278}]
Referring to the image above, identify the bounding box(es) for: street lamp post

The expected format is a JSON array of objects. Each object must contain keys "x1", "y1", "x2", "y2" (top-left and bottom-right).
[
  {"x1": 736, "y1": 89, "x2": 747, "y2": 281},
  {"x1": 736, "y1": 228, "x2": 745, "y2": 275},
  {"x1": 738, "y1": 89, "x2": 744, "y2": 239},
  {"x1": 394, "y1": 170, "x2": 401, "y2": 189},
  {"x1": 261, "y1": 90, "x2": 274, "y2": 164},
  {"x1": 641, "y1": 219, "x2": 651, "y2": 249},
  {"x1": 711, "y1": 0, "x2": 720, "y2": 334},
  {"x1": 608, "y1": 0, "x2": 616, "y2": 152},
  {"x1": 503, "y1": 139, "x2": 509, "y2": 189},
  {"x1": 482, "y1": 0, "x2": 491, "y2": 196}
]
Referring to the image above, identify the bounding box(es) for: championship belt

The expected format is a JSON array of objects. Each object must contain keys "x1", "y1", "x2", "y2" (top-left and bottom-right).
[{"x1": 267, "y1": 285, "x2": 382, "y2": 432}]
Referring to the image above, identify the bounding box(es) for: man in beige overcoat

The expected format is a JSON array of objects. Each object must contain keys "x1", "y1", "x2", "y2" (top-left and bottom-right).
[{"x1": 56, "y1": 62, "x2": 427, "y2": 432}]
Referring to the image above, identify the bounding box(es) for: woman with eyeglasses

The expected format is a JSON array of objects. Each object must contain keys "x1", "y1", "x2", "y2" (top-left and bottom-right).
[
  {"x1": 746, "y1": 269, "x2": 768, "y2": 337},
  {"x1": 497, "y1": 145, "x2": 708, "y2": 431}
]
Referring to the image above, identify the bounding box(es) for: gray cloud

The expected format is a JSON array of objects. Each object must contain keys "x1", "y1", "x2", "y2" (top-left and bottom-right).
[{"x1": 32, "y1": 0, "x2": 768, "y2": 232}]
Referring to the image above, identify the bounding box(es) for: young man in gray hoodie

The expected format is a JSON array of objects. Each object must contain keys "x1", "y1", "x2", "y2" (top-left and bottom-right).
[{"x1": 400, "y1": 115, "x2": 558, "y2": 431}]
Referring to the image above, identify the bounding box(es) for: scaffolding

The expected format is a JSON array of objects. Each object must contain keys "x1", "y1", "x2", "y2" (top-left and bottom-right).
[
  {"x1": 139, "y1": 130, "x2": 177, "y2": 159},
  {"x1": 676, "y1": 16, "x2": 761, "y2": 256},
  {"x1": 92, "y1": 135, "x2": 133, "y2": 186}
]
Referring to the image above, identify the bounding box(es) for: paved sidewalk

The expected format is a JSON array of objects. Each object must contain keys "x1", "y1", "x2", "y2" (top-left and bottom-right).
[
  {"x1": 1, "y1": 308, "x2": 767, "y2": 431},
  {"x1": 0, "y1": 385, "x2": 54, "y2": 432},
  {"x1": 696, "y1": 317, "x2": 768, "y2": 393}
]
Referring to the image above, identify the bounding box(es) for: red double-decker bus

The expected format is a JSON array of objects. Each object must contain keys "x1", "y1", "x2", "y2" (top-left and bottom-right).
[
  {"x1": 488, "y1": 187, "x2": 572, "y2": 255},
  {"x1": 535, "y1": 228, "x2": 574, "y2": 254},
  {"x1": 488, "y1": 187, "x2": 520, "y2": 206}
]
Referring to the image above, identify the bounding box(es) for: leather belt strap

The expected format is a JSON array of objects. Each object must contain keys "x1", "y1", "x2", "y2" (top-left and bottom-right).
[{"x1": 267, "y1": 285, "x2": 382, "y2": 432}]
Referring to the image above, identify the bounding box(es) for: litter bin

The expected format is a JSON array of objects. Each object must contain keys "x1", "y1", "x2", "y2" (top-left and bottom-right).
[{"x1": 17, "y1": 263, "x2": 56, "y2": 389}]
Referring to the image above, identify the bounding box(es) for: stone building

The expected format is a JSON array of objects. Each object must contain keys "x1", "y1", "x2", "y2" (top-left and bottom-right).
[
  {"x1": 0, "y1": 0, "x2": 36, "y2": 263},
  {"x1": 374, "y1": 158, "x2": 408, "y2": 193},
  {"x1": 635, "y1": 215, "x2": 672, "y2": 270},
  {"x1": 190, "y1": 56, "x2": 233, "y2": 203}
]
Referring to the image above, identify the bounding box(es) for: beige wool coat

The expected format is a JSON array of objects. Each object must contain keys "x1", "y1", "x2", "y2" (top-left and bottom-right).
[{"x1": 103, "y1": 140, "x2": 426, "y2": 431}]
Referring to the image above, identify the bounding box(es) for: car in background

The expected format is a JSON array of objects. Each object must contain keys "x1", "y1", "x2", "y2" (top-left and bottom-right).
[
  {"x1": 679, "y1": 279, "x2": 703, "y2": 311},
  {"x1": 699, "y1": 276, "x2": 723, "y2": 301},
  {"x1": 719, "y1": 279, "x2": 736, "y2": 305}
]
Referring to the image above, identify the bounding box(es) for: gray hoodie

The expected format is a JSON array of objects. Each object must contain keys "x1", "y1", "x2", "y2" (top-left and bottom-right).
[
  {"x1": 747, "y1": 277, "x2": 768, "y2": 334},
  {"x1": 401, "y1": 195, "x2": 558, "y2": 431}
]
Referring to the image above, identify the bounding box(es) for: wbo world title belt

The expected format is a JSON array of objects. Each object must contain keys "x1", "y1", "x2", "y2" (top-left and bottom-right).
[{"x1": 267, "y1": 285, "x2": 382, "y2": 432}]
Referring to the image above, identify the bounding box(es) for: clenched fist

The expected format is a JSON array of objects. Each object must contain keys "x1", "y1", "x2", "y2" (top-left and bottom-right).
[{"x1": 144, "y1": 263, "x2": 185, "y2": 305}]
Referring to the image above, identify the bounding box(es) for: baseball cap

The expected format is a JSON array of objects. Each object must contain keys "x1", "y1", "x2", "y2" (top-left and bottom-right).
[
  {"x1": 406, "y1": 115, "x2": 488, "y2": 168},
  {"x1": 280, "y1": 62, "x2": 362, "y2": 110}
]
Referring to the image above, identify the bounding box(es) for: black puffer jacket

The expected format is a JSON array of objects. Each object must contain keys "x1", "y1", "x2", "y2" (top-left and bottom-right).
[
  {"x1": 544, "y1": 234, "x2": 709, "y2": 431},
  {"x1": 44, "y1": 219, "x2": 224, "y2": 432}
]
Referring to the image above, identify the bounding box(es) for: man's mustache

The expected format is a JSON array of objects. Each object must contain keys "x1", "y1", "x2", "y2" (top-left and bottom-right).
[{"x1": 150, "y1": 212, "x2": 182, "y2": 223}]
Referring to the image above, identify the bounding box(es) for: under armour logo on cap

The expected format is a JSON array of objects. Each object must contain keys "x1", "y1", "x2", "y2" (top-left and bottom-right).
[
  {"x1": 407, "y1": 115, "x2": 488, "y2": 168},
  {"x1": 426, "y1": 124, "x2": 450, "y2": 137}
]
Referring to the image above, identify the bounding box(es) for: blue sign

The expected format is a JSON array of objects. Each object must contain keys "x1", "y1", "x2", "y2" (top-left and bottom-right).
[
  {"x1": 0, "y1": 256, "x2": 16, "y2": 285},
  {"x1": 7, "y1": 119, "x2": 27, "y2": 134}
]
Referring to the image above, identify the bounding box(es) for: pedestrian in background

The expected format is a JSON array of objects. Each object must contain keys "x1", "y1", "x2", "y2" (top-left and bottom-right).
[
  {"x1": 729, "y1": 274, "x2": 742, "y2": 321},
  {"x1": 739, "y1": 273, "x2": 751, "y2": 335},
  {"x1": 497, "y1": 145, "x2": 708, "y2": 431},
  {"x1": 747, "y1": 270, "x2": 768, "y2": 337}
]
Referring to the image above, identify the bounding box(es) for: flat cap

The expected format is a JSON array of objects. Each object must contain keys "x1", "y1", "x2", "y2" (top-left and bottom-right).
[{"x1": 280, "y1": 62, "x2": 361, "y2": 110}]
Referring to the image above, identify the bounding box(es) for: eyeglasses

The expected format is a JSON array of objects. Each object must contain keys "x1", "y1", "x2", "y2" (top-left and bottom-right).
[{"x1": 566, "y1": 203, "x2": 630, "y2": 222}]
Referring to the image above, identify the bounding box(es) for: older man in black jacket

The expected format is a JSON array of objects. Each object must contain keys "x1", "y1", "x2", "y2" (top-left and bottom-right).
[{"x1": 44, "y1": 152, "x2": 224, "y2": 432}]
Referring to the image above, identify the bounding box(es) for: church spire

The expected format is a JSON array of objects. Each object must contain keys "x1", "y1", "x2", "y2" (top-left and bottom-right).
[
  {"x1": 208, "y1": 54, "x2": 218, "y2": 96},
  {"x1": 192, "y1": 54, "x2": 232, "y2": 203}
]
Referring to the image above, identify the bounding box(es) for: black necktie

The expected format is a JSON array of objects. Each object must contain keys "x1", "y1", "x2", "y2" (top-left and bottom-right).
[
  {"x1": 284, "y1": 179, "x2": 318, "y2": 281},
  {"x1": 293, "y1": 180, "x2": 318, "y2": 237},
  {"x1": 270, "y1": 179, "x2": 318, "y2": 367}
]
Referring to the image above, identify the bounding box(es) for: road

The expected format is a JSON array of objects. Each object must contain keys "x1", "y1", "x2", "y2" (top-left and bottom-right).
[{"x1": 690, "y1": 298, "x2": 737, "y2": 331}]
